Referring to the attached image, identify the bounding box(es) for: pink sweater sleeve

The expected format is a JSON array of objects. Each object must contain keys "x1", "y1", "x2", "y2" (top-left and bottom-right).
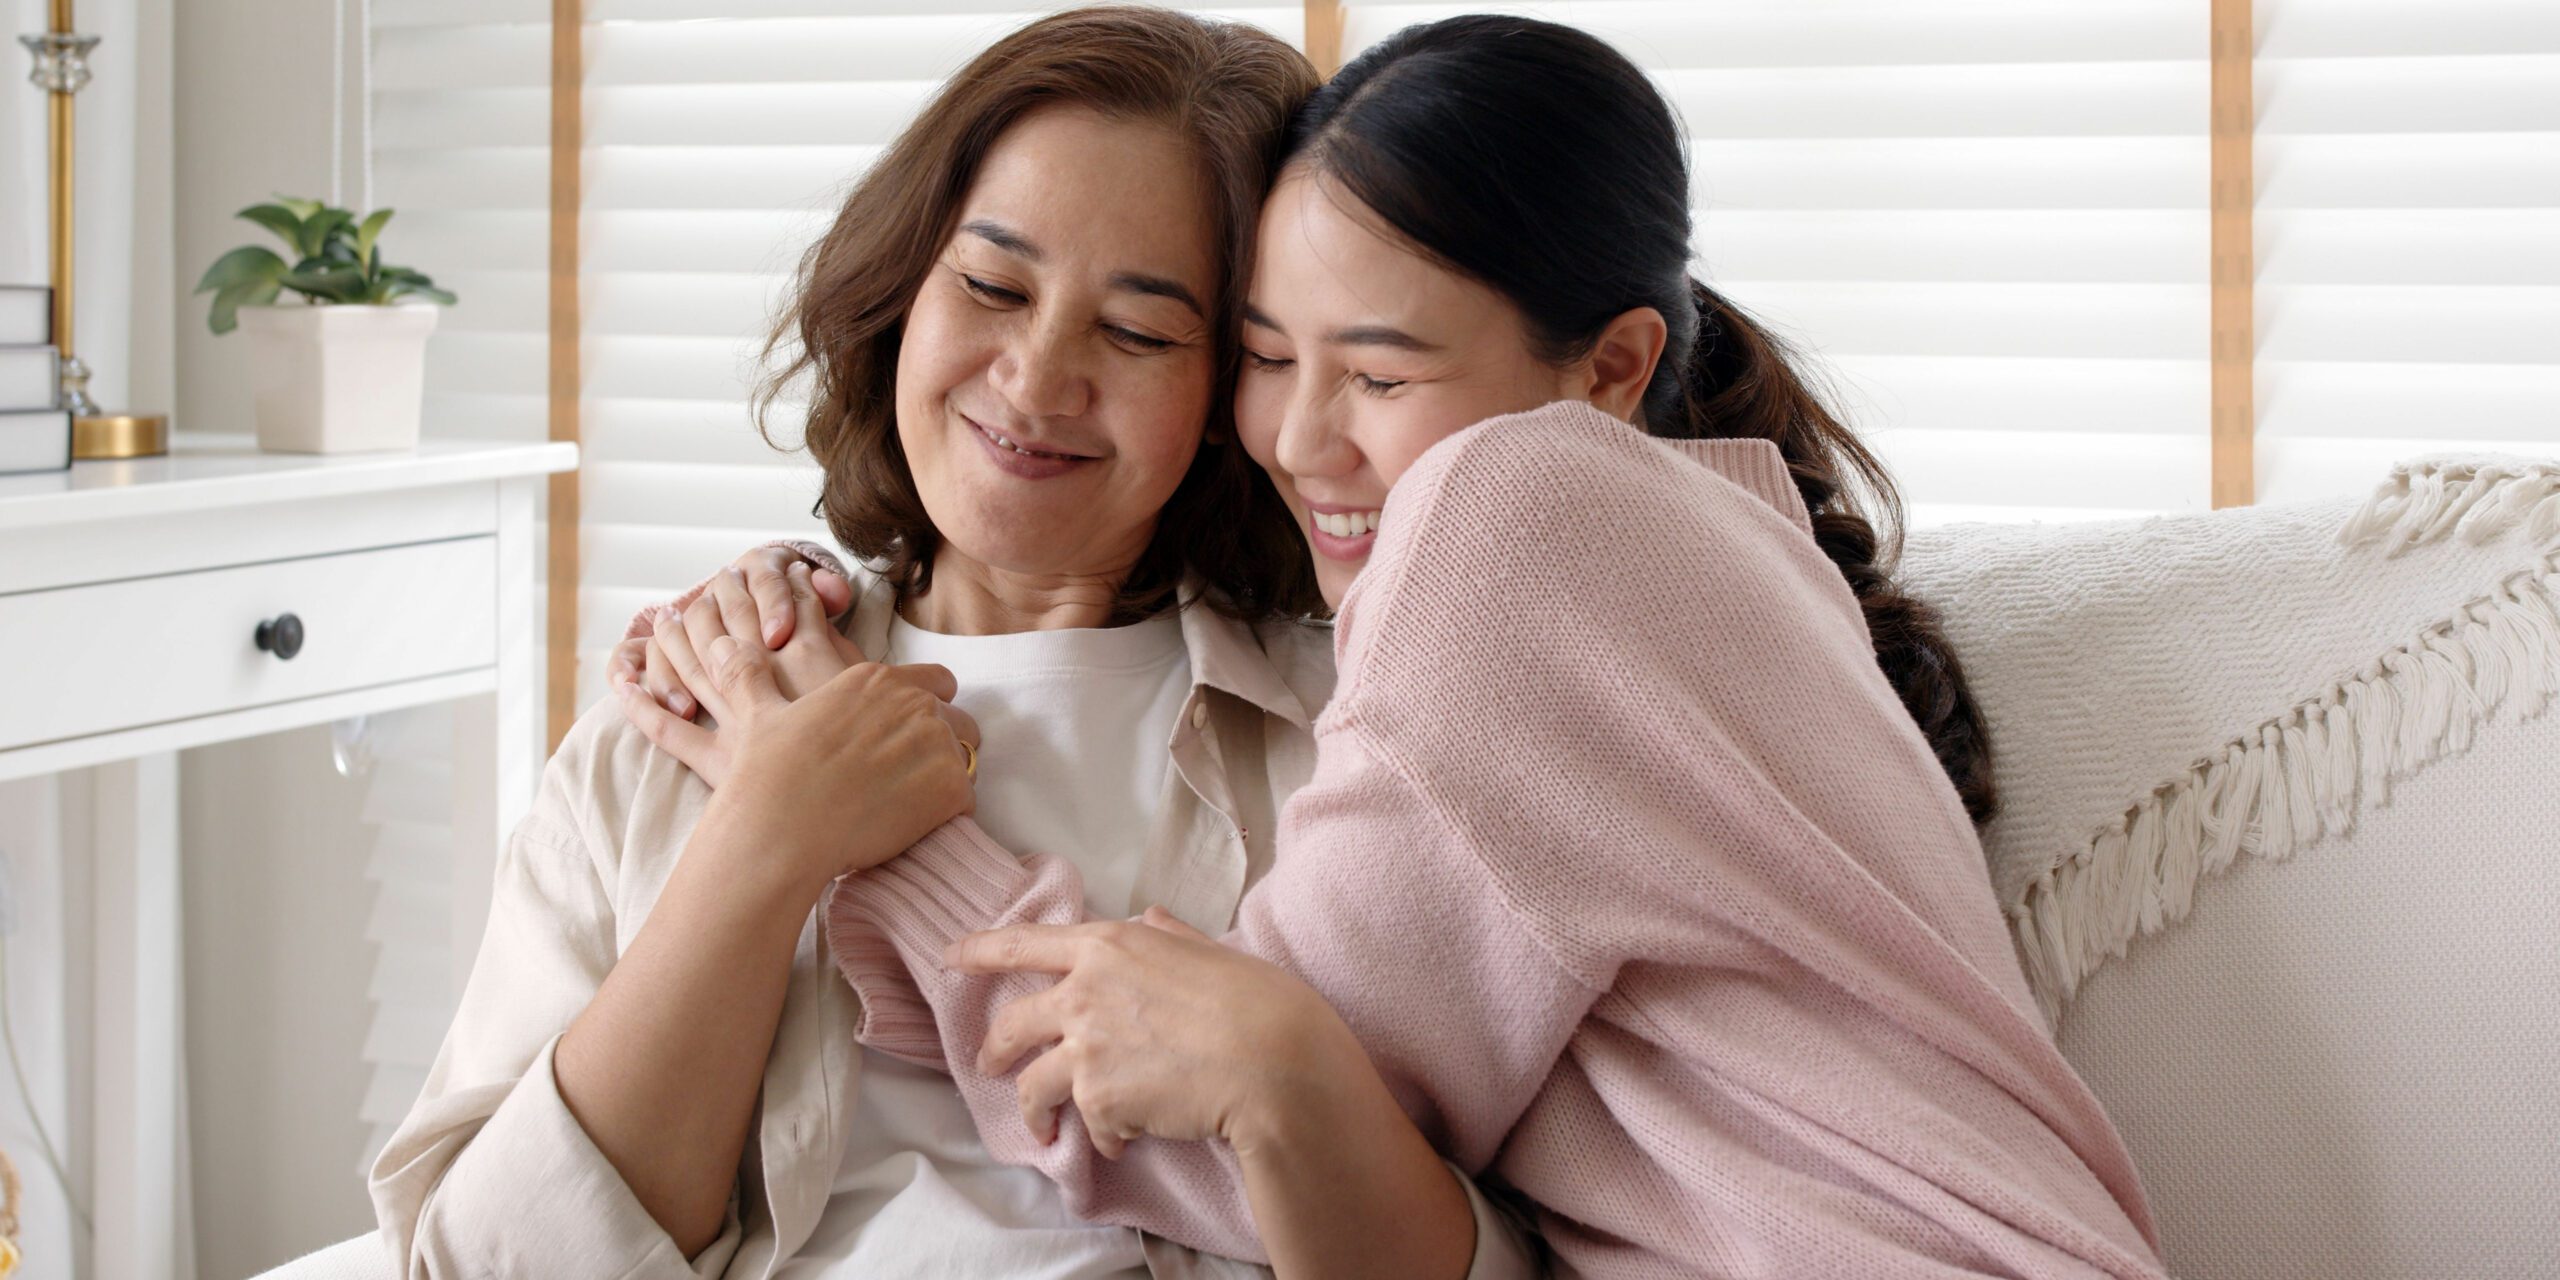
[
  {"x1": 619, "y1": 539, "x2": 848, "y2": 641},
  {"x1": 825, "y1": 726, "x2": 1596, "y2": 1262}
]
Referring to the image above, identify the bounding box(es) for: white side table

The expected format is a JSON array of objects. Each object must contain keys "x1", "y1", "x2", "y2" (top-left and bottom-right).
[{"x1": 0, "y1": 433, "x2": 577, "y2": 1280}]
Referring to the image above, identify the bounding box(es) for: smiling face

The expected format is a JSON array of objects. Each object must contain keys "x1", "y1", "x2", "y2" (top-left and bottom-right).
[
  {"x1": 895, "y1": 105, "x2": 1222, "y2": 593},
  {"x1": 1233, "y1": 168, "x2": 1587, "y2": 606}
]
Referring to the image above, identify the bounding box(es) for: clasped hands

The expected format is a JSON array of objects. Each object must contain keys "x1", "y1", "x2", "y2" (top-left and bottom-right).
[{"x1": 608, "y1": 548, "x2": 1359, "y2": 1161}]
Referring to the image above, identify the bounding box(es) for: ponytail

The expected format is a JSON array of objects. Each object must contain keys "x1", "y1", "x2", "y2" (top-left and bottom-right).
[{"x1": 1666, "y1": 282, "x2": 1999, "y2": 826}]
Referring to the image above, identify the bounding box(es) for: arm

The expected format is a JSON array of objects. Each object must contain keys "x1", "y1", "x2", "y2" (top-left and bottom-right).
[
  {"x1": 548, "y1": 809, "x2": 825, "y2": 1257},
  {"x1": 602, "y1": 550, "x2": 1556, "y2": 1275},
  {"x1": 367, "y1": 710, "x2": 765, "y2": 1278},
  {"x1": 373, "y1": 580, "x2": 977, "y2": 1275},
  {"x1": 826, "y1": 725, "x2": 1594, "y2": 1275}
]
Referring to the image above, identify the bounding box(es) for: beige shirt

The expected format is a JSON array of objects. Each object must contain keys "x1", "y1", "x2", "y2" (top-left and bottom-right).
[{"x1": 368, "y1": 563, "x2": 1540, "y2": 1279}]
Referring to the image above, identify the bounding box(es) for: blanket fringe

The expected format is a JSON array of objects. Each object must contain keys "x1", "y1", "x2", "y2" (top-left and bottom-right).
[
  {"x1": 2337, "y1": 457, "x2": 2560, "y2": 558},
  {"x1": 2014, "y1": 459, "x2": 2560, "y2": 1028}
]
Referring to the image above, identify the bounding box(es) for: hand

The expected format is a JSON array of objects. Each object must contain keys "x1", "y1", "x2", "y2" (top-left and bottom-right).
[
  {"x1": 949, "y1": 908, "x2": 1373, "y2": 1160},
  {"x1": 618, "y1": 561, "x2": 943, "y2": 787},
  {"x1": 660, "y1": 630, "x2": 983, "y2": 890},
  {"x1": 607, "y1": 545, "x2": 855, "y2": 719}
]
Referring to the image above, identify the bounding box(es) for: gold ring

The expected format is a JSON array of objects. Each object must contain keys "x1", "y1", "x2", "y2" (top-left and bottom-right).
[{"x1": 960, "y1": 739, "x2": 978, "y2": 778}]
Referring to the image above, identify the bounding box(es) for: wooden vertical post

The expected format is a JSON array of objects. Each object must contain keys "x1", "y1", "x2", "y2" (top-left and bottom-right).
[
  {"x1": 547, "y1": 0, "x2": 583, "y2": 749},
  {"x1": 1305, "y1": 0, "x2": 1344, "y2": 77},
  {"x1": 2209, "y1": 0, "x2": 2255, "y2": 508}
]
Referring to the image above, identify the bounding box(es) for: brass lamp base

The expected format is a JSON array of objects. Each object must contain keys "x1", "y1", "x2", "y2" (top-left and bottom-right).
[{"x1": 72, "y1": 412, "x2": 170, "y2": 459}]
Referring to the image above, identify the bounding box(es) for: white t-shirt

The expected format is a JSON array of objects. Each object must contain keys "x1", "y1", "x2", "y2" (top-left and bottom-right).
[{"x1": 778, "y1": 611, "x2": 1191, "y2": 1279}]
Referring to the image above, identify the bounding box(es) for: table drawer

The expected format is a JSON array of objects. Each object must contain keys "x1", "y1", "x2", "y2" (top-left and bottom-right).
[{"x1": 0, "y1": 537, "x2": 496, "y2": 751}]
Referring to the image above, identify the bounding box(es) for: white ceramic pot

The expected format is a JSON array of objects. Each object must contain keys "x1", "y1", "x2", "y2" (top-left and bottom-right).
[{"x1": 235, "y1": 301, "x2": 439, "y2": 453}]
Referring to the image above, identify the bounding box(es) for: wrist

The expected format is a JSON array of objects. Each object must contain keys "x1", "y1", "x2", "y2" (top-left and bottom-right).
[
  {"x1": 687, "y1": 799, "x2": 831, "y2": 913},
  {"x1": 1227, "y1": 1006, "x2": 1394, "y2": 1160}
]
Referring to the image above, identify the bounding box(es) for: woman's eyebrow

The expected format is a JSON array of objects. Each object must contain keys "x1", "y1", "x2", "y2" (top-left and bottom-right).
[
  {"x1": 1241, "y1": 304, "x2": 1437, "y2": 351},
  {"x1": 1112, "y1": 272, "x2": 1204, "y2": 318},
  {"x1": 962, "y1": 218, "x2": 1202, "y2": 318},
  {"x1": 1324, "y1": 324, "x2": 1439, "y2": 352},
  {"x1": 962, "y1": 218, "x2": 1040, "y2": 259}
]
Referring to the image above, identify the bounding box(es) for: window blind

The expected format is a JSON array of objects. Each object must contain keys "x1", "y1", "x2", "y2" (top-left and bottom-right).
[
  {"x1": 1341, "y1": 1, "x2": 2219, "y2": 527},
  {"x1": 374, "y1": 0, "x2": 2556, "y2": 708},
  {"x1": 2250, "y1": 0, "x2": 2560, "y2": 504}
]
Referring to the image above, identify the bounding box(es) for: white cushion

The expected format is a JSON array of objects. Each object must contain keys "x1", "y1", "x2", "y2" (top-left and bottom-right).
[
  {"x1": 247, "y1": 1231, "x2": 395, "y2": 1280},
  {"x1": 1901, "y1": 458, "x2": 2560, "y2": 1279}
]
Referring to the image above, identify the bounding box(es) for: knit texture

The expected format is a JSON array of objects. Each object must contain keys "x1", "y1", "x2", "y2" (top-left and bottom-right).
[{"x1": 824, "y1": 400, "x2": 2164, "y2": 1278}]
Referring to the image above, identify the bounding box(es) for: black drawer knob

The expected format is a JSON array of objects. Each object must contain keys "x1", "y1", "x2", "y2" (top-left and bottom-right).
[{"x1": 256, "y1": 612, "x2": 305, "y2": 661}]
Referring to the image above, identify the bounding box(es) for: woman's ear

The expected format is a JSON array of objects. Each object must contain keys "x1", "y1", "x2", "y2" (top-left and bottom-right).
[{"x1": 1580, "y1": 306, "x2": 1669, "y2": 423}]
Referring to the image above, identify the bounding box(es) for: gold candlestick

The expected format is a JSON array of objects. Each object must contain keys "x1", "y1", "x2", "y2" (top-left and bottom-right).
[{"x1": 20, "y1": 0, "x2": 167, "y2": 458}]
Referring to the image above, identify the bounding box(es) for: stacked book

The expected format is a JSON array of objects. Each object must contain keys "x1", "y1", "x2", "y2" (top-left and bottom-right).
[{"x1": 3, "y1": 284, "x2": 70, "y2": 474}]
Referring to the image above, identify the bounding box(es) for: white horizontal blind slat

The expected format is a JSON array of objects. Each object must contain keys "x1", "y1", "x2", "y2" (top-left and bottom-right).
[{"x1": 2252, "y1": 0, "x2": 2560, "y2": 504}]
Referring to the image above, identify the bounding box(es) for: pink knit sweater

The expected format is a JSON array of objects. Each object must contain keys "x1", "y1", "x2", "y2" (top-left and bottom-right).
[{"x1": 821, "y1": 401, "x2": 2167, "y2": 1278}]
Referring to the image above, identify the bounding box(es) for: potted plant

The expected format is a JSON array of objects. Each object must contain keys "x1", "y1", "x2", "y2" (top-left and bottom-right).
[{"x1": 194, "y1": 197, "x2": 457, "y2": 453}]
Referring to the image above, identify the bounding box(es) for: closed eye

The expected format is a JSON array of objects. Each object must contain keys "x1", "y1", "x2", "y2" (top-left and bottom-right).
[
  {"x1": 1244, "y1": 351, "x2": 1294, "y2": 372},
  {"x1": 959, "y1": 273, "x2": 1025, "y2": 305},
  {"x1": 1106, "y1": 325, "x2": 1176, "y2": 353},
  {"x1": 1353, "y1": 373, "x2": 1406, "y2": 395}
]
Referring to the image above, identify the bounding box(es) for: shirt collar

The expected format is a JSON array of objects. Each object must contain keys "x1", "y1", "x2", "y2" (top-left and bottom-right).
[{"x1": 843, "y1": 566, "x2": 1325, "y2": 732}]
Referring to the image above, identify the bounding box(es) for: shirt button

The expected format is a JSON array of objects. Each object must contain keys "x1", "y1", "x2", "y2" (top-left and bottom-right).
[{"x1": 1190, "y1": 701, "x2": 1208, "y2": 730}]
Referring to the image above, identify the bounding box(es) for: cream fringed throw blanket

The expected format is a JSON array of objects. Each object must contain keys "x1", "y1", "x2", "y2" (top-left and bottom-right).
[{"x1": 1900, "y1": 457, "x2": 2560, "y2": 1025}]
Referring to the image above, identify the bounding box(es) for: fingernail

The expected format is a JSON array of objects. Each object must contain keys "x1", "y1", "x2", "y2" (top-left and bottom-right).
[{"x1": 670, "y1": 692, "x2": 693, "y2": 716}]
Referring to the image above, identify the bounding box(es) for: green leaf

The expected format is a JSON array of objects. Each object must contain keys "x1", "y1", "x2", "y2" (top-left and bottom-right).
[
  {"x1": 208, "y1": 277, "x2": 283, "y2": 335},
  {"x1": 297, "y1": 208, "x2": 355, "y2": 260},
  {"x1": 274, "y1": 195, "x2": 323, "y2": 221},
  {"x1": 281, "y1": 265, "x2": 366, "y2": 303},
  {"x1": 194, "y1": 244, "x2": 286, "y2": 295},
  {"x1": 236, "y1": 203, "x2": 304, "y2": 249},
  {"x1": 354, "y1": 208, "x2": 394, "y2": 268}
]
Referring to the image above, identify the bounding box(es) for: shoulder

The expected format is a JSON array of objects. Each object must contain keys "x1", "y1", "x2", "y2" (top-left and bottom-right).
[
  {"x1": 1250, "y1": 613, "x2": 1340, "y2": 714},
  {"x1": 1392, "y1": 400, "x2": 1806, "y2": 558},
  {"x1": 526, "y1": 692, "x2": 716, "y2": 893},
  {"x1": 1339, "y1": 401, "x2": 1858, "y2": 670}
]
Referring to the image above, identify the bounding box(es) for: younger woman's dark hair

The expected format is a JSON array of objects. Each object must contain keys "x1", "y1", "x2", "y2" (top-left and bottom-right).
[{"x1": 1289, "y1": 15, "x2": 1997, "y2": 824}]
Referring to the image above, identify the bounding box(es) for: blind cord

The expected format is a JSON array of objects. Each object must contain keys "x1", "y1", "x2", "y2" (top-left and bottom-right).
[
  {"x1": 329, "y1": 0, "x2": 345, "y2": 208},
  {"x1": 359, "y1": 0, "x2": 375, "y2": 212}
]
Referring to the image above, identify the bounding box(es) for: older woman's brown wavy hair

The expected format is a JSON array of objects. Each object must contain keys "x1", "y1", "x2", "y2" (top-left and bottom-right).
[{"x1": 754, "y1": 6, "x2": 1323, "y2": 622}]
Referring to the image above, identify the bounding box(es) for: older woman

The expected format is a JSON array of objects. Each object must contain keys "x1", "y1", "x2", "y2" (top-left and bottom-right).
[{"x1": 369, "y1": 8, "x2": 1535, "y2": 1278}]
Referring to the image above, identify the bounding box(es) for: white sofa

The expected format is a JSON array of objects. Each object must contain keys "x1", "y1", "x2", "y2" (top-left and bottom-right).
[{"x1": 258, "y1": 457, "x2": 2560, "y2": 1280}]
